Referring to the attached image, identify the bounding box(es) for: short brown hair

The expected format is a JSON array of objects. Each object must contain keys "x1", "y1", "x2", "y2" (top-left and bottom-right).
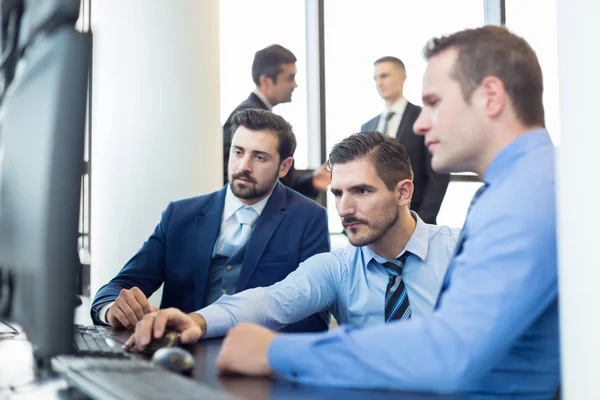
[
  {"x1": 252, "y1": 44, "x2": 297, "y2": 86},
  {"x1": 423, "y1": 25, "x2": 544, "y2": 127},
  {"x1": 374, "y1": 56, "x2": 406, "y2": 73},
  {"x1": 327, "y1": 131, "x2": 413, "y2": 190},
  {"x1": 231, "y1": 109, "x2": 297, "y2": 161}
]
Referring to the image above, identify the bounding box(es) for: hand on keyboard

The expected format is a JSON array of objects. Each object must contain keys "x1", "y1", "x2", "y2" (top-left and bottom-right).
[{"x1": 124, "y1": 308, "x2": 206, "y2": 353}]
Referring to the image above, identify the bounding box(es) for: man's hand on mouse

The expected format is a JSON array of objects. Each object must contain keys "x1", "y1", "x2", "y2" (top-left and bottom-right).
[
  {"x1": 215, "y1": 322, "x2": 276, "y2": 377},
  {"x1": 106, "y1": 287, "x2": 157, "y2": 329},
  {"x1": 124, "y1": 307, "x2": 206, "y2": 352}
]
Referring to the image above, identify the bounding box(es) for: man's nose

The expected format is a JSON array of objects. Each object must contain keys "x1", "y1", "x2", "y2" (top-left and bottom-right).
[
  {"x1": 238, "y1": 155, "x2": 252, "y2": 172},
  {"x1": 337, "y1": 194, "x2": 355, "y2": 217},
  {"x1": 413, "y1": 109, "x2": 430, "y2": 136}
]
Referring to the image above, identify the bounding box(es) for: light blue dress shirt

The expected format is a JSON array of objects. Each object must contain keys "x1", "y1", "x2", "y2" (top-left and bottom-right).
[
  {"x1": 268, "y1": 129, "x2": 559, "y2": 396},
  {"x1": 197, "y1": 212, "x2": 457, "y2": 338}
]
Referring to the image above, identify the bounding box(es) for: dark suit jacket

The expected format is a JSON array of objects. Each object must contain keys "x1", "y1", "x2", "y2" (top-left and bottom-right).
[
  {"x1": 91, "y1": 182, "x2": 330, "y2": 333},
  {"x1": 361, "y1": 102, "x2": 449, "y2": 224},
  {"x1": 222, "y1": 93, "x2": 318, "y2": 199}
]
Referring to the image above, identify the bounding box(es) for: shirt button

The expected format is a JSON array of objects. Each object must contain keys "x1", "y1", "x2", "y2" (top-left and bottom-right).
[
  {"x1": 226, "y1": 265, "x2": 233, "y2": 271},
  {"x1": 222, "y1": 289, "x2": 227, "y2": 295}
]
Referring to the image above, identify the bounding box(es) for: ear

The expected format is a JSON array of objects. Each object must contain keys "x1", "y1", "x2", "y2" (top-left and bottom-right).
[
  {"x1": 278, "y1": 156, "x2": 294, "y2": 178},
  {"x1": 395, "y1": 179, "x2": 414, "y2": 208},
  {"x1": 479, "y1": 76, "x2": 506, "y2": 118},
  {"x1": 259, "y1": 74, "x2": 273, "y2": 89}
]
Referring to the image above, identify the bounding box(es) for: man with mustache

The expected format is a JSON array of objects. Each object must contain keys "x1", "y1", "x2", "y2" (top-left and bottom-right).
[
  {"x1": 222, "y1": 44, "x2": 330, "y2": 199},
  {"x1": 126, "y1": 131, "x2": 458, "y2": 351},
  {"x1": 91, "y1": 109, "x2": 330, "y2": 334}
]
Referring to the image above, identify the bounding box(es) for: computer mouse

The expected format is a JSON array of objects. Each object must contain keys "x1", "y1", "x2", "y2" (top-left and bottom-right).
[
  {"x1": 151, "y1": 347, "x2": 195, "y2": 375},
  {"x1": 142, "y1": 330, "x2": 181, "y2": 355}
]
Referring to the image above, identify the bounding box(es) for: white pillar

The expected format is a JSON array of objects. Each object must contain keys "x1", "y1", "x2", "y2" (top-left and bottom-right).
[
  {"x1": 556, "y1": 1, "x2": 600, "y2": 398},
  {"x1": 90, "y1": 0, "x2": 221, "y2": 306}
]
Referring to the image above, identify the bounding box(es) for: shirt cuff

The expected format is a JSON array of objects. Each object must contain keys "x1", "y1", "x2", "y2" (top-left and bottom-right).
[
  {"x1": 267, "y1": 332, "x2": 330, "y2": 382},
  {"x1": 98, "y1": 302, "x2": 114, "y2": 325},
  {"x1": 195, "y1": 305, "x2": 234, "y2": 339}
]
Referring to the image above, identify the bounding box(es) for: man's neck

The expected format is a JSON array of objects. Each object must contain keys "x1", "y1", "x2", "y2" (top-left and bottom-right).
[
  {"x1": 255, "y1": 87, "x2": 276, "y2": 108},
  {"x1": 368, "y1": 210, "x2": 416, "y2": 260},
  {"x1": 474, "y1": 121, "x2": 543, "y2": 178},
  {"x1": 385, "y1": 95, "x2": 403, "y2": 109}
]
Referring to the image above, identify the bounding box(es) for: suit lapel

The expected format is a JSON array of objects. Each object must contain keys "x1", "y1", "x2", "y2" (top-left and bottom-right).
[
  {"x1": 370, "y1": 115, "x2": 381, "y2": 131},
  {"x1": 395, "y1": 102, "x2": 418, "y2": 142},
  {"x1": 236, "y1": 183, "x2": 287, "y2": 291},
  {"x1": 248, "y1": 92, "x2": 270, "y2": 110},
  {"x1": 192, "y1": 187, "x2": 227, "y2": 309}
]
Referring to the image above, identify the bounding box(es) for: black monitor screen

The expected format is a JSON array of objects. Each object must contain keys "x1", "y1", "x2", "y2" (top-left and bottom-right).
[{"x1": 0, "y1": 2, "x2": 90, "y2": 367}]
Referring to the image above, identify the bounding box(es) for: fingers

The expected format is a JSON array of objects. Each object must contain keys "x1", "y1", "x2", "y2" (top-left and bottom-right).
[
  {"x1": 123, "y1": 333, "x2": 136, "y2": 351},
  {"x1": 123, "y1": 287, "x2": 149, "y2": 322},
  {"x1": 107, "y1": 304, "x2": 132, "y2": 329},
  {"x1": 124, "y1": 308, "x2": 202, "y2": 352},
  {"x1": 133, "y1": 312, "x2": 157, "y2": 352},
  {"x1": 131, "y1": 287, "x2": 152, "y2": 314},
  {"x1": 152, "y1": 309, "x2": 171, "y2": 339},
  {"x1": 108, "y1": 287, "x2": 150, "y2": 329}
]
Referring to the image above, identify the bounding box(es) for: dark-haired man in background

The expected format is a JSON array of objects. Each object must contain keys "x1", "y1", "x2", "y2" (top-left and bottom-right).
[
  {"x1": 223, "y1": 44, "x2": 330, "y2": 199},
  {"x1": 362, "y1": 56, "x2": 449, "y2": 223},
  {"x1": 91, "y1": 109, "x2": 329, "y2": 334}
]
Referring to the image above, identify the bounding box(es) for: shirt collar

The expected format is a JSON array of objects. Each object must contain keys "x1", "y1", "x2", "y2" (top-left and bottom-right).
[
  {"x1": 252, "y1": 88, "x2": 273, "y2": 110},
  {"x1": 361, "y1": 211, "x2": 429, "y2": 265},
  {"x1": 223, "y1": 184, "x2": 271, "y2": 222},
  {"x1": 383, "y1": 97, "x2": 407, "y2": 117},
  {"x1": 483, "y1": 128, "x2": 552, "y2": 186}
]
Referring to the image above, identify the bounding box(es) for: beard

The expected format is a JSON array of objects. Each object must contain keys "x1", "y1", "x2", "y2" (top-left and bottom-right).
[
  {"x1": 342, "y1": 204, "x2": 399, "y2": 247},
  {"x1": 230, "y1": 170, "x2": 279, "y2": 201}
]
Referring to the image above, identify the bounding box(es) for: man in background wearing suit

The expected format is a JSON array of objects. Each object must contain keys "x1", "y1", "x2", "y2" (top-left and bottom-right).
[
  {"x1": 91, "y1": 109, "x2": 330, "y2": 334},
  {"x1": 361, "y1": 56, "x2": 449, "y2": 223},
  {"x1": 223, "y1": 44, "x2": 330, "y2": 200}
]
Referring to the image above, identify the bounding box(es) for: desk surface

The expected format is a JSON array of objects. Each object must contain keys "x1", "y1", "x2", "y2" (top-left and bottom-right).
[{"x1": 0, "y1": 327, "x2": 468, "y2": 400}]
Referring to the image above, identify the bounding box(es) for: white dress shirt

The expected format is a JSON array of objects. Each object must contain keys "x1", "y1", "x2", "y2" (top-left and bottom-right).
[
  {"x1": 376, "y1": 97, "x2": 408, "y2": 138},
  {"x1": 252, "y1": 88, "x2": 273, "y2": 110}
]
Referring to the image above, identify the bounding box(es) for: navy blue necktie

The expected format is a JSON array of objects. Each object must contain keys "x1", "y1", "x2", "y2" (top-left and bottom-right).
[
  {"x1": 384, "y1": 252, "x2": 411, "y2": 322},
  {"x1": 435, "y1": 183, "x2": 488, "y2": 309},
  {"x1": 381, "y1": 111, "x2": 395, "y2": 136}
]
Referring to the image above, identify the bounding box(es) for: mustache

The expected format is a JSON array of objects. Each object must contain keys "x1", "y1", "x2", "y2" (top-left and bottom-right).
[
  {"x1": 232, "y1": 172, "x2": 257, "y2": 184},
  {"x1": 341, "y1": 217, "x2": 367, "y2": 227}
]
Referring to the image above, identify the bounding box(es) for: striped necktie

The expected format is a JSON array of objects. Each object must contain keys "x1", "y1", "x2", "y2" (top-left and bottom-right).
[{"x1": 384, "y1": 252, "x2": 411, "y2": 323}]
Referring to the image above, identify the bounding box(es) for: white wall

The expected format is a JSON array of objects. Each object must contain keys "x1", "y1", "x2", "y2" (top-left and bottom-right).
[
  {"x1": 90, "y1": 0, "x2": 221, "y2": 306},
  {"x1": 556, "y1": 0, "x2": 600, "y2": 398}
]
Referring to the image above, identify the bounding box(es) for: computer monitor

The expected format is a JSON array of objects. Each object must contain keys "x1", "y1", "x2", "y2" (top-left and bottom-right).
[{"x1": 0, "y1": 0, "x2": 90, "y2": 369}]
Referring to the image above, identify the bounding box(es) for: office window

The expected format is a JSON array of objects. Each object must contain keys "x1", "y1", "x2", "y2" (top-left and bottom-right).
[
  {"x1": 323, "y1": 0, "x2": 485, "y2": 232},
  {"x1": 505, "y1": 0, "x2": 560, "y2": 143},
  {"x1": 219, "y1": 0, "x2": 309, "y2": 168}
]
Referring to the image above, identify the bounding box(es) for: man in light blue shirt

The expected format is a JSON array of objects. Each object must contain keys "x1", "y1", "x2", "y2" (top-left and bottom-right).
[
  {"x1": 190, "y1": 26, "x2": 559, "y2": 396},
  {"x1": 125, "y1": 132, "x2": 458, "y2": 346}
]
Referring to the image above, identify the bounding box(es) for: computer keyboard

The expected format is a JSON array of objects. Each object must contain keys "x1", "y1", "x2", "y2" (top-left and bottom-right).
[
  {"x1": 73, "y1": 324, "x2": 129, "y2": 358},
  {"x1": 52, "y1": 355, "x2": 235, "y2": 400}
]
